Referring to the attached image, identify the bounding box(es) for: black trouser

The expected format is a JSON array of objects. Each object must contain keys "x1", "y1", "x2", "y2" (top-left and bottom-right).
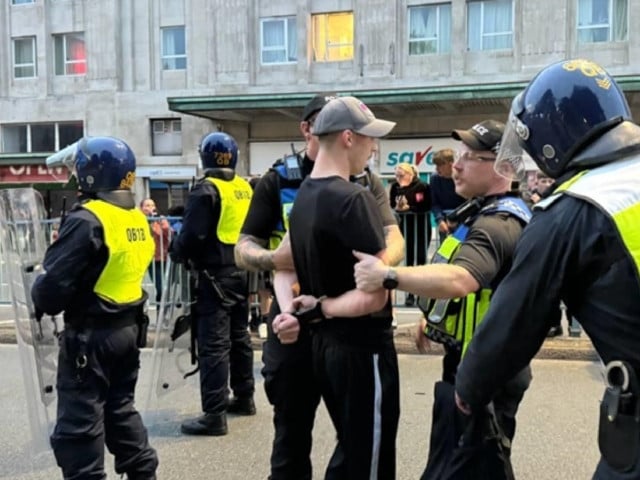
[
  {"x1": 51, "y1": 325, "x2": 158, "y2": 480},
  {"x1": 196, "y1": 269, "x2": 254, "y2": 414},
  {"x1": 312, "y1": 328, "x2": 400, "y2": 480},
  {"x1": 442, "y1": 346, "x2": 532, "y2": 444},
  {"x1": 262, "y1": 303, "x2": 321, "y2": 480}
]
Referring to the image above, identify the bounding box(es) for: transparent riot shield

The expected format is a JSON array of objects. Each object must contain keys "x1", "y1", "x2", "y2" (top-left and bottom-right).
[
  {"x1": 144, "y1": 258, "x2": 196, "y2": 423},
  {"x1": 0, "y1": 188, "x2": 60, "y2": 453}
]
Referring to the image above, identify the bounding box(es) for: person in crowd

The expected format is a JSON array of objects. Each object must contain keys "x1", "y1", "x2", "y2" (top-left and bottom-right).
[
  {"x1": 171, "y1": 132, "x2": 255, "y2": 436},
  {"x1": 389, "y1": 162, "x2": 431, "y2": 306},
  {"x1": 234, "y1": 94, "x2": 404, "y2": 480},
  {"x1": 32, "y1": 136, "x2": 158, "y2": 480},
  {"x1": 272, "y1": 95, "x2": 400, "y2": 479},
  {"x1": 430, "y1": 148, "x2": 465, "y2": 244},
  {"x1": 140, "y1": 197, "x2": 170, "y2": 303},
  {"x1": 355, "y1": 119, "x2": 532, "y2": 479},
  {"x1": 167, "y1": 204, "x2": 185, "y2": 236},
  {"x1": 454, "y1": 58, "x2": 640, "y2": 480}
]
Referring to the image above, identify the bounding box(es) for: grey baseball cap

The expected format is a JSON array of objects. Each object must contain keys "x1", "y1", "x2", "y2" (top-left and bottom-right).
[{"x1": 312, "y1": 96, "x2": 396, "y2": 138}]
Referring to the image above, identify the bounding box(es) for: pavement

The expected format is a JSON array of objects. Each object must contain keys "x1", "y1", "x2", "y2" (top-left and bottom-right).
[{"x1": 0, "y1": 305, "x2": 598, "y2": 361}]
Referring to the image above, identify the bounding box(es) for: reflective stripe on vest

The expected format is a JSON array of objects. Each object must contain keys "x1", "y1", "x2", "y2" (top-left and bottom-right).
[
  {"x1": 205, "y1": 175, "x2": 253, "y2": 245},
  {"x1": 269, "y1": 164, "x2": 300, "y2": 250},
  {"x1": 82, "y1": 199, "x2": 154, "y2": 304},
  {"x1": 425, "y1": 197, "x2": 531, "y2": 355},
  {"x1": 555, "y1": 157, "x2": 640, "y2": 286}
]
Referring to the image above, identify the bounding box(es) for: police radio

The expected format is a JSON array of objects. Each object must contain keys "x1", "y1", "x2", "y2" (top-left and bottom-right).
[{"x1": 283, "y1": 143, "x2": 303, "y2": 181}]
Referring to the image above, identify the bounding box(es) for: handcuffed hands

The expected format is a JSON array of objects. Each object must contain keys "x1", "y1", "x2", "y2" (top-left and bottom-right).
[
  {"x1": 272, "y1": 312, "x2": 300, "y2": 344},
  {"x1": 353, "y1": 250, "x2": 386, "y2": 292}
]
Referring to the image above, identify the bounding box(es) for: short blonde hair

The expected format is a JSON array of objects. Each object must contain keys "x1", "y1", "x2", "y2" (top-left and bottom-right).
[{"x1": 396, "y1": 162, "x2": 417, "y2": 177}]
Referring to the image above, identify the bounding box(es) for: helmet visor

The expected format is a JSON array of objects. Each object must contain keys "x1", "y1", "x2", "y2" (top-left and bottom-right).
[
  {"x1": 45, "y1": 140, "x2": 80, "y2": 173},
  {"x1": 494, "y1": 109, "x2": 528, "y2": 182}
]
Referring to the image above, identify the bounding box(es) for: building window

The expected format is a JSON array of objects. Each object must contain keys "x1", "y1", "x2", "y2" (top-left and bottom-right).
[
  {"x1": 13, "y1": 37, "x2": 37, "y2": 78},
  {"x1": 311, "y1": 12, "x2": 354, "y2": 62},
  {"x1": 467, "y1": 0, "x2": 513, "y2": 51},
  {"x1": 151, "y1": 119, "x2": 182, "y2": 155},
  {"x1": 54, "y1": 33, "x2": 86, "y2": 75},
  {"x1": 1, "y1": 122, "x2": 84, "y2": 154},
  {"x1": 161, "y1": 26, "x2": 186, "y2": 70},
  {"x1": 260, "y1": 16, "x2": 297, "y2": 64},
  {"x1": 12, "y1": 0, "x2": 35, "y2": 4},
  {"x1": 408, "y1": 4, "x2": 452, "y2": 55},
  {"x1": 577, "y1": 0, "x2": 628, "y2": 43}
]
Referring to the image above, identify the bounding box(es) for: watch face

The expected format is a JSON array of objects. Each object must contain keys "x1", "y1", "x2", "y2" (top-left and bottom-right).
[{"x1": 383, "y1": 270, "x2": 398, "y2": 289}]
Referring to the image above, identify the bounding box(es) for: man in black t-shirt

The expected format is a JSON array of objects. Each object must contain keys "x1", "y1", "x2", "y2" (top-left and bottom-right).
[
  {"x1": 235, "y1": 95, "x2": 404, "y2": 480},
  {"x1": 355, "y1": 120, "x2": 533, "y2": 479},
  {"x1": 271, "y1": 96, "x2": 399, "y2": 479}
]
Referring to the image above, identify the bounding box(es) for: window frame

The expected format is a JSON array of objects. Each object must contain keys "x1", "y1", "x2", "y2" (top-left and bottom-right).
[
  {"x1": 577, "y1": 0, "x2": 628, "y2": 43},
  {"x1": 12, "y1": 36, "x2": 37, "y2": 79},
  {"x1": 467, "y1": 0, "x2": 514, "y2": 52},
  {"x1": 260, "y1": 16, "x2": 297, "y2": 65},
  {"x1": 54, "y1": 32, "x2": 86, "y2": 76},
  {"x1": 1, "y1": 121, "x2": 84, "y2": 154},
  {"x1": 408, "y1": 3, "x2": 452, "y2": 55},
  {"x1": 311, "y1": 11, "x2": 355, "y2": 63},
  {"x1": 161, "y1": 26, "x2": 187, "y2": 71},
  {"x1": 151, "y1": 118, "x2": 183, "y2": 156}
]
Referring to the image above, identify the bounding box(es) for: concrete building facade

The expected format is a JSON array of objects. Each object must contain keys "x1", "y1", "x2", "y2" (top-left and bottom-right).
[{"x1": 1, "y1": 0, "x2": 639, "y2": 210}]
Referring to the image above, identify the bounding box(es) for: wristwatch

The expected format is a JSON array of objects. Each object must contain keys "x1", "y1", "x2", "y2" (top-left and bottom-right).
[
  {"x1": 382, "y1": 268, "x2": 399, "y2": 290},
  {"x1": 294, "y1": 296, "x2": 327, "y2": 325}
]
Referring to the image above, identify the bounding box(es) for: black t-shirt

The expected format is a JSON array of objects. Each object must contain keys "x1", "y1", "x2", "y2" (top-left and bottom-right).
[
  {"x1": 289, "y1": 176, "x2": 393, "y2": 331},
  {"x1": 452, "y1": 211, "x2": 525, "y2": 291},
  {"x1": 241, "y1": 157, "x2": 397, "y2": 241}
]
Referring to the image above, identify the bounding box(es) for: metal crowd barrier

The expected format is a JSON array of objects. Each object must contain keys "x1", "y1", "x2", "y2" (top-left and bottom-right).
[{"x1": 0, "y1": 216, "x2": 181, "y2": 307}]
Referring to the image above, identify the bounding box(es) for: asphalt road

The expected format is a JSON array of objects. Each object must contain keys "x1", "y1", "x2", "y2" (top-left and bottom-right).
[{"x1": 0, "y1": 345, "x2": 604, "y2": 480}]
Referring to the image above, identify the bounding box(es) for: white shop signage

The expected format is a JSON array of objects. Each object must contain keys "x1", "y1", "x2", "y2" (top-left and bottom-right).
[
  {"x1": 249, "y1": 139, "x2": 454, "y2": 177},
  {"x1": 136, "y1": 166, "x2": 197, "y2": 180},
  {"x1": 378, "y1": 138, "x2": 455, "y2": 175}
]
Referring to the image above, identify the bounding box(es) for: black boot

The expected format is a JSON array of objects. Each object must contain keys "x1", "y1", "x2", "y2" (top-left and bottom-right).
[
  {"x1": 181, "y1": 413, "x2": 228, "y2": 436},
  {"x1": 227, "y1": 396, "x2": 256, "y2": 416}
]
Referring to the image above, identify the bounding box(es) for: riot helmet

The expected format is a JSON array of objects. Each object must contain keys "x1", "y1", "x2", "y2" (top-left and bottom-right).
[
  {"x1": 199, "y1": 132, "x2": 238, "y2": 170},
  {"x1": 74, "y1": 136, "x2": 137, "y2": 192},
  {"x1": 495, "y1": 59, "x2": 632, "y2": 180}
]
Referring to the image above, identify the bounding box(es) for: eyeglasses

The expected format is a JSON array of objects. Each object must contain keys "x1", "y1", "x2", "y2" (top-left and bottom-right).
[
  {"x1": 454, "y1": 150, "x2": 496, "y2": 163},
  {"x1": 306, "y1": 114, "x2": 318, "y2": 127}
]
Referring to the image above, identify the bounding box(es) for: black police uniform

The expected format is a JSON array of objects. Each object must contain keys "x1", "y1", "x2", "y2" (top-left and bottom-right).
[
  {"x1": 421, "y1": 194, "x2": 532, "y2": 480},
  {"x1": 171, "y1": 171, "x2": 254, "y2": 421},
  {"x1": 241, "y1": 154, "x2": 396, "y2": 480},
  {"x1": 456, "y1": 174, "x2": 640, "y2": 479},
  {"x1": 32, "y1": 196, "x2": 158, "y2": 480}
]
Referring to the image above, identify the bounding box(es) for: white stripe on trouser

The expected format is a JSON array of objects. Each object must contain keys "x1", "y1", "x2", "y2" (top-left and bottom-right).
[{"x1": 370, "y1": 353, "x2": 382, "y2": 480}]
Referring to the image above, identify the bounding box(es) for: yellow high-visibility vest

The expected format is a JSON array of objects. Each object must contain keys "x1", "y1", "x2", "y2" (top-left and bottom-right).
[
  {"x1": 82, "y1": 199, "x2": 154, "y2": 304},
  {"x1": 205, "y1": 175, "x2": 252, "y2": 245}
]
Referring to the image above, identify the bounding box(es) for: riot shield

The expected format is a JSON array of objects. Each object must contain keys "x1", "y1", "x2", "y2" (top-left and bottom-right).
[
  {"x1": 0, "y1": 188, "x2": 60, "y2": 453},
  {"x1": 144, "y1": 258, "x2": 197, "y2": 423}
]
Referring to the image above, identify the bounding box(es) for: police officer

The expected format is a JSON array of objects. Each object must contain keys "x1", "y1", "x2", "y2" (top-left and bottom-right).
[
  {"x1": 171, "y1": 131, "x2": 255, "y2": 436},
  {"x1": 454, "y1": 59, "x2": 640, "y2": 479},
  {"x1": 354, "y1": 119, "x2": 533, "y2": 478},
  {"x1": 234, "y1": 94, "x2": 404, "y2": 479},
  {"x1": 31, "y1": 136, "x2": 158, "y2": 479}
]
